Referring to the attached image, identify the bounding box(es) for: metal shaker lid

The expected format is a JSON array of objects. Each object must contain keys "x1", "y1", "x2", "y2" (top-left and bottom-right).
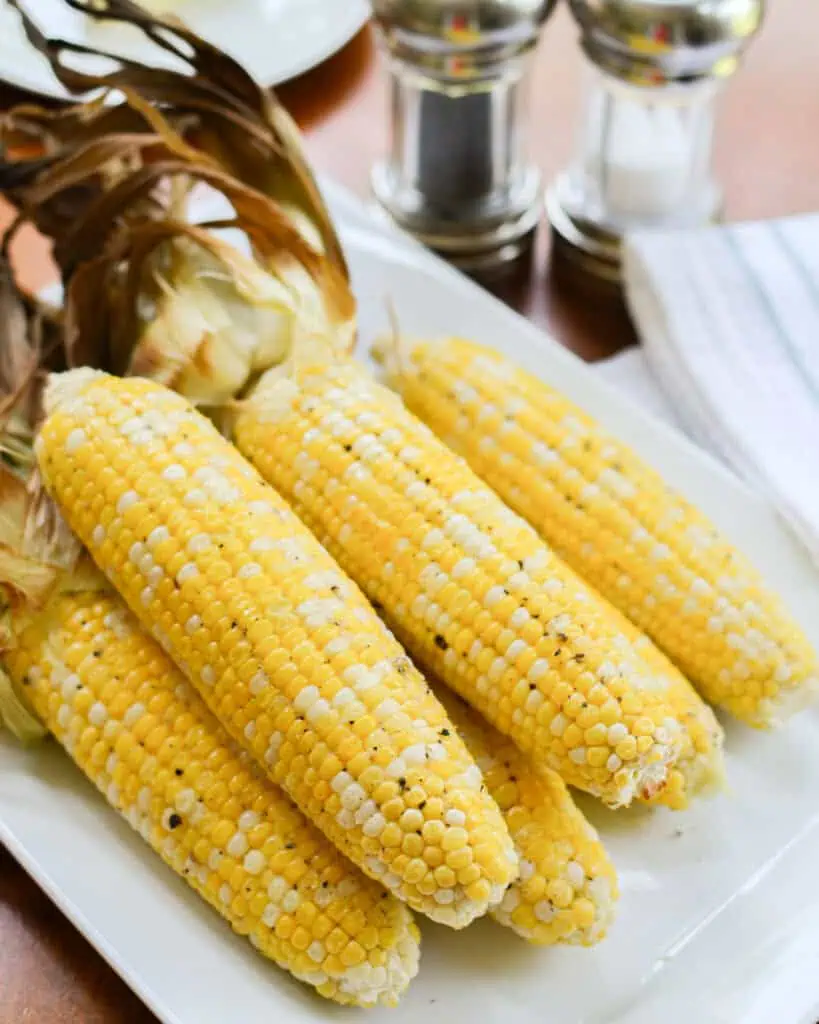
[
  {"x1": 566, "y1": 0, "x2": 765, "y2": 82},
  {"x1": 371, "y1": 0, "x2": 558, "y2": 74}
]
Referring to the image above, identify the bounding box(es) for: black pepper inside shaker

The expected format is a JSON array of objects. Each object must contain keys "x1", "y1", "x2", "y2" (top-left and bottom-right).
[
  {"x1": 418, "y1": 89, "x2": 495, "y2": 209},
  {"x1": 371, "y1": 0, "x2": 557, "y2": 279}
]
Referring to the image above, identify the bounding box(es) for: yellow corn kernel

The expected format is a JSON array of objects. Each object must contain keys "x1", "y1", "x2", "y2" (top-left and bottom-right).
[
  {"x1": 233, "y1": 360, "x2": 685, "y2": 808},
  {"x1": 384, "y1": 337, "x2": 819, "y2": 727},
  {"x1": 440, "y1": 690, "x2": 617, "y2": 946},
  {"x1": 36, "y1": 369, "x2": 517, "y2": 928},
  {"x1": 3, "y1": 588, "x2": 419, "y2": 1007}
]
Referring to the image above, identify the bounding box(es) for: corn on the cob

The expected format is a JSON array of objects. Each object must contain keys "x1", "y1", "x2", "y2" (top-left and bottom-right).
[
  {"x1": 2, "y1": 584, "x2": 420, "y2": 1006},
  {"x1": 34, "y1": 369, "x2": 518, "y2": 927},
  {"x1": 379, "y1": 337, "x2": 819, "y2": 727},
  {"x1": 438, "y1": 689, "x2": 617, "y2": 945},
  {"x1": 231, "y1": 359, "x2": 686, "y2": 809},
  {"x1": 0, "y1": 253, "x2": 419, "y2": 1008}
]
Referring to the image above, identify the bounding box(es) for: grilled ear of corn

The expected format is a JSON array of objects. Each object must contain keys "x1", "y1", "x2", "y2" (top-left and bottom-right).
[
  {"x1": 378, "y1": 337, "x2": 819, "y2": 728},
  {"x1": 3, "y1": 581, "x2": 421, "y2": 1006},
  {"x1": 0, "y1": 275, "x2": 421, "y2": 1008},
  {"x1": 437, "y1": 689, "x2": 618, "y2": 946},
  {"x1": 232, "y1": 359, "x2": 687, "y2": 809},
  {"x1": 35, "y1": 368, "x2": 518, "y2": 928}
]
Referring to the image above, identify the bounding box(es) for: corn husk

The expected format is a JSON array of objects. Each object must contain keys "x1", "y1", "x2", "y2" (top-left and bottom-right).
[
  {"x1": 0, "y1": 0, "x2": 356, "y2": 407},
  {"x1": 0, "y1": 261, "x2": 85, "y2": 741},
  {"x1": 7, "y1": 0, "x2": 343, "y2": 262}
]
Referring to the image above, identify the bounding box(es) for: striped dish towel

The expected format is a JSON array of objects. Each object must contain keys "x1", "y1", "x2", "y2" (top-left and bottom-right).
[{"x1": 623, "y1": 212, "x2": 819, "y2": 565}]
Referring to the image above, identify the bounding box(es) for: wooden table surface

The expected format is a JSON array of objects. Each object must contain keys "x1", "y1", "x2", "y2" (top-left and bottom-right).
[{"x1": 2, "y1": 1, "x2": 819, "y2": 1020}]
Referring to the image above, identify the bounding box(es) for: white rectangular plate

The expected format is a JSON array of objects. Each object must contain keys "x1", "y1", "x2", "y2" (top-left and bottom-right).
[{"x1": 3, "y1": 182, "x2": 819, "y2": 1024}]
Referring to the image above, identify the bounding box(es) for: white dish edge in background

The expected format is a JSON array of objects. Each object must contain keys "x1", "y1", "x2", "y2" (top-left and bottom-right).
[
  {"x1": 1, "y1": 180, "x2": 819, "y2": 1024},
  {"x1": 0, "y1": 0, "x2": 370, "y2": 99}
]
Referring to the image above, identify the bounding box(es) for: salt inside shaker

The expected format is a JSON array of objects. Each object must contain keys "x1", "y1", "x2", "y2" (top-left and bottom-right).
[
  {"x1": 371, "y1": 0, "x2": 557, "y2": 278},
  {"x1": 547, "y1": 0, "x2": 765, "y2": 285}
]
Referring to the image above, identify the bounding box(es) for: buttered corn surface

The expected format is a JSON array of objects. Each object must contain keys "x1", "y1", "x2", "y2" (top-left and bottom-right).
[
  {"x1": 384, "y1": 338, "x2": 819, "y2": 727},
  {"x1": 233, "y1": 360, "x2": 685, "y2": 809},
  {"x1": 35, "y1": 369, "x2": 518, "y2": 928},
  {"x1": 4, "y1": 587, "x2": 420, "y2": 1006}
]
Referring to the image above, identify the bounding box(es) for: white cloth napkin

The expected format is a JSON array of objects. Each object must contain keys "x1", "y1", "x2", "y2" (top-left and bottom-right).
[{"x1": 620, "y1": 213, "x2": 819, "y2": 565}]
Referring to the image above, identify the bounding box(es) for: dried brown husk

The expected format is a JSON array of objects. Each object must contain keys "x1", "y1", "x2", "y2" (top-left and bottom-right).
[
  {"x1": 5, "y1": 0, "x2": 345, "y2": 267},
  {"x1": 0, "y1": 261, "x2": 87, "y2": 742},
  {"x1": 0, "y1": 0, "x2": 356, "y2": 408},
  {"x1": 0, "y1": 264, "x2": 79, "y2": 602},
  {"x1": 53, "y1": 149, "x2": 353, "y2": 409}
]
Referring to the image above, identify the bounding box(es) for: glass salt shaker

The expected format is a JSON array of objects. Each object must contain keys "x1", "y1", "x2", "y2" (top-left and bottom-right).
[
  {"x1": 371, "y1": 0, "x2": 557, "y2": 279},
  {"x1": 547, "y1": 0, "x2": 765, "y2": 286}
]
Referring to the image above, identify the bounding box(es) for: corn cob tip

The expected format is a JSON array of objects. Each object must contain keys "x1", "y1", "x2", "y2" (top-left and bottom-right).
[
  {"x1": 493, "y1": 867, "x2": 617, "y2": 947},
  {"x1": 627, "y1": 635, "x2": 727, "y2": 811},
  {"x1": 757, "y1": 672, "x2": 819, "y2": 729},
  {"x1": 655, "y1": 745, "x2": 727, "y2": 811},
  {"x1": 576, "y1": 701, "x2": 685, "y2": 810},
  {"x1": 42, "y1": 368, "x2": 106, "y2": 418},
  {"x1": 325, "y1": 912, "x2": 421, "y2": 1007},
  {"x1": 677, "y1": 745, "x2": 728, "y2": 809},
  {"x1": 685, "y1": 710, "x2": 728, "y2": 796},
  {"x1": 614, "y1": 734, "x2": 682, "y2": 809}
]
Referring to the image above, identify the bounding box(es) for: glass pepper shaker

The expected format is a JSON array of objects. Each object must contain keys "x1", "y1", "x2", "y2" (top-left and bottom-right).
[
  {"x1": 371, "y1": 0, "x2": 557, "y2": 279},
  {"x1": 547, "y1": 0, "x2": 765, "y2": 286}
]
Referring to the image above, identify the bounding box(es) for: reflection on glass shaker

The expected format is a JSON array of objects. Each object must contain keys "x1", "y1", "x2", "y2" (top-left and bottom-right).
[{"x1": 370, "y1": 1, "x2": 557, "y2": 280}]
